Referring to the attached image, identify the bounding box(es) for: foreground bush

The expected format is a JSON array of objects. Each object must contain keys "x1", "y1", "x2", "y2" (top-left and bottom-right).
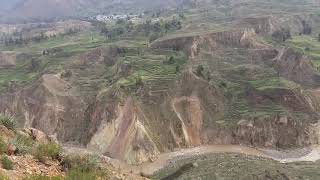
[
  {"x1": 0, "y1": 137, "x2": 7, "y2": 154},
  {"x1": 1, "y1": 156, "x2": 13, "y2": 170},
  {"x1": 65, "y1": 168, "x2": 97, "y2": 180},
  {"x1": 61, "y1": 154, "x2": 99, "y2": 172},
  {"x1": 9, "y1": 134, "x2": 34, "y2": 154},
  {"x1": 61, "y1": 154, "x2": 110, "y2": 179},
  {"x1": 34, "y1": 142, "x2": 60, "y2": 162},
  {"x1": 0, "y1": 113, "x2": 17, "y2": 130}
]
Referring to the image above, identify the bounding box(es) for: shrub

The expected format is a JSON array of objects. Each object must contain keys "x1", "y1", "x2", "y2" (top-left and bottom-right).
[
  {"x1": 1, "y1": 156, "x2": 13, "y2": 170},
  {"x1": 135, "y1": 75, "x2": 144, "y2": 87},
  {"x1": 65, "y1": 168, "x2": 97, "y2": 180},
  {"x1": 34, "y1": 142, "x2": 60, "y2": 162},
  {"x1": 0, "y1": 113, "x2": 17, "y2": 130},
  {"x1": 175, "y1": 65, "x2": 180, "y2": 74},
  {"x1": 9, "y1": 135, "x2": 34, "y2": 154},
  {"x1": 61, "y1": 70, "x2": 72, "y2": 78},
  {"x1": 196, "y1": 64, "x2": 204, "y2": 76},
  {"x1": 0, "y1": 137, "x2": 7, "y2": 154},
  {"x1": 163, "y1": 56, "x2": 175, "y2": 65},
  {"x1": 61, "y1": 154, "x2": 99, "y2": 172},
  {"x1": 61, "y1": 155, "x2": 111, "y2": 180}
]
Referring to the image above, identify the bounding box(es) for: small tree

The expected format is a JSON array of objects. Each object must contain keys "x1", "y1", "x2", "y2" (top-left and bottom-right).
[
  {"x1": 135, "y1": 75, "x2": 144, "y2": 87},
  {"x1": 30, "y1": 58, "x2": 40, "y2": 71},
  {"x1": 179, "y1": 13, "x2": 185, "y2": 19},
  {"x1": 175, "y1": 65, "x2": 180, "y2": 74},
  {"x1": 168, "y1": 56, "x2": 175, "y2": 64},
  {"x1": 196, "y1": 65, "x2": 204, "y2": 76}
]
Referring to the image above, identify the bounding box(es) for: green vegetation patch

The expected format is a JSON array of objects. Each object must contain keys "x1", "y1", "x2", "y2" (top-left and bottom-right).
[
  {"x1": 0, "y1": 30, "x2": 107, "y2": 93},
  {"x1": 1, "y1": 156, "x2": 13, "y2": 170},
  {"x1": 115, "y1": 50, "x2": 187, "y2": 92},
  {"x1": 34, "y1": 142, "x2": 61, "y2": 163},
  {"x1": 9, "y1": 134, "x2": 34, "y2": 154},
  {"x1": 0, "y1": 113, "x2": 17, "y2": 130},
  {"x1": 0, "y1": 137, "x2": 7, "y2": 155},
  {"x1": 286, "y1": 35, "x2": 320, "y2": 69},
  {"x1": 210, "y1": 64, "x2": 300, "y2": 125},
  {"x1": 61, "y1": 154, "x2": 111, "y2": 180}
]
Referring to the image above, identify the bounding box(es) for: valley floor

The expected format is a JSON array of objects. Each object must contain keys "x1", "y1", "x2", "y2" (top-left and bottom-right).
[{"x1": 63, "y1": 144, "x2": 320, "y2": 178}]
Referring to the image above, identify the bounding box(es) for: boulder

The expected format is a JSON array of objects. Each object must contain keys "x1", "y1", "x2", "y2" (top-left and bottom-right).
[
  {"x1": 7, "y1": 144, "x2": 17, "y2": 156},
  {"x1": 28, "y1": 128, "x2": 50, "y2": 144}
]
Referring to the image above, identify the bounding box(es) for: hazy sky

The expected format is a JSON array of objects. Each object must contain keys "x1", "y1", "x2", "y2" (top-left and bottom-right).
[{"x1": 0, "y1": 0, "x2": 22, "y2": 10}]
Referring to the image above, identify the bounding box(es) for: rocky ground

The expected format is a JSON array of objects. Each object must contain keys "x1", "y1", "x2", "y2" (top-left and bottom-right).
[
  {"x1": 0, "y1": 155, "x2": 62, "y2": 179},
  {"x1": 0, "y1": 123, "x2": 146, "y2": 180}
]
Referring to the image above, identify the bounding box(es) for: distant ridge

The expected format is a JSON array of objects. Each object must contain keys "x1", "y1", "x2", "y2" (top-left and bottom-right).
[{"x1": 0, "y1": 0, "x2": 190, "y2": 23}]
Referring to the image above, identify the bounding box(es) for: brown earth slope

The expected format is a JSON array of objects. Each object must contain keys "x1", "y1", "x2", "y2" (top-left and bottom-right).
[{"x1": 1, "y1": 15, "x2": 320, "y2": 165}]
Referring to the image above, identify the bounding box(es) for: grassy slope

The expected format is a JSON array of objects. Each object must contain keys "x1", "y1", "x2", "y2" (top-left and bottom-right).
[
  {"x1": 199, "y1": 44, "x2": 311, "y2": 127},
  {"x1": 0, "y1": 31, "x2": 107, "y2": 92},
  {"x1": 0, "y1": 25, "x2": 188, "y2": 95},
  {"x1": 286, "y1": 35, "x2": 320, "y2": 69}
]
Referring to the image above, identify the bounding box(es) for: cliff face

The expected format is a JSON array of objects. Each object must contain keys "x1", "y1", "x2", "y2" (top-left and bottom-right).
[{"x1": 88, "y1": 97, "x2": 159, "y2": 164}]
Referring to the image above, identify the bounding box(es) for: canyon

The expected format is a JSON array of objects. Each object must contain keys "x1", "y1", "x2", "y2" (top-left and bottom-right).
[{"x1": 0, "y1": 0, "x2": 320, "y2": 179}]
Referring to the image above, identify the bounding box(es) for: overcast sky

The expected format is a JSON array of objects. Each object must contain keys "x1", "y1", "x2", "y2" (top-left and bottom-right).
[{"x1": 0, "y1": 0, "x2": 22, "y2": 10}]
